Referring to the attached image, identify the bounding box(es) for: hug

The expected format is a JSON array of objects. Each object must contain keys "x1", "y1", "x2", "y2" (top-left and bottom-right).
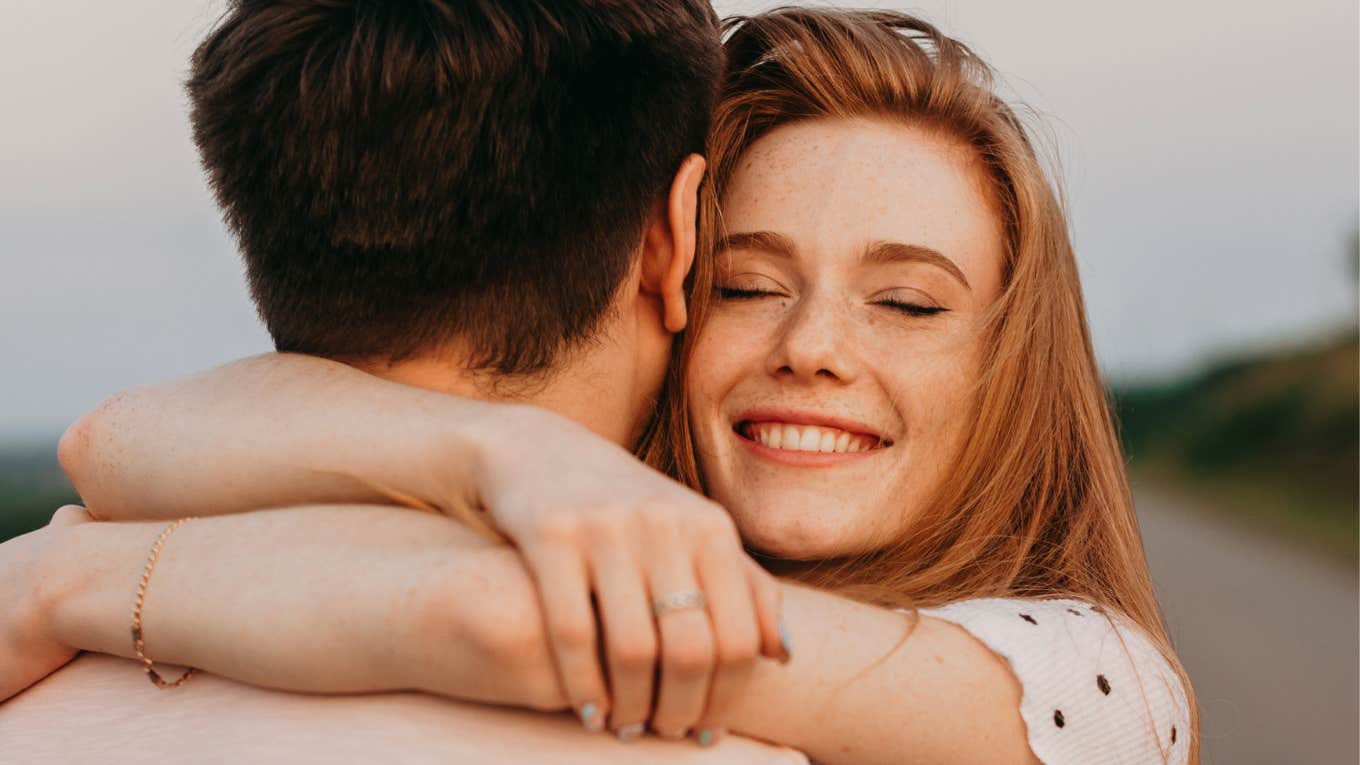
[{"x1": 1, "y1": 2, "x2": 1197, "y2": 763}]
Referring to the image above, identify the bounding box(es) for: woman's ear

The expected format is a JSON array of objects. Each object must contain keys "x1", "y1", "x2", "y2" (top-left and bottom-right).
[{"x1": 640, "y1": 153, "x2": 706, "y2": 333}]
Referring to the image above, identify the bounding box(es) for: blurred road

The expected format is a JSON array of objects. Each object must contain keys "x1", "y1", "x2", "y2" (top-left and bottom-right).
[{"x1": 1136, "y1": 485, "x2": 1359, "y2": 764}]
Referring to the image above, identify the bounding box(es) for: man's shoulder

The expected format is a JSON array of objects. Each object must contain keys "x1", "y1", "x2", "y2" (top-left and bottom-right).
[
  {"x1": 0, "y1": 653, "x2": 426, "y2": 762},
  {"x1": 1, "y1": 654, "x2": 809, "y2": 764}
]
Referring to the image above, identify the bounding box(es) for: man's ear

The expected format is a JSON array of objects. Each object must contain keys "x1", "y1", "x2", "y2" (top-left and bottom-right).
[{"x1": 640, "y1": 153, "x2": 706, "y2": 333}]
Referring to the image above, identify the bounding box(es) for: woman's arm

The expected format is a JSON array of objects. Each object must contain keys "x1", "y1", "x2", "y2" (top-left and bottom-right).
[
  {"x1": 52, "y1": 355, "x2": 1030, "y2": 762},
  {"x1": 58, "y1": 353, "x2": 497, "y2": 522},
  {"x1": 732, "y1": 587, "x2": 1036, "y2": 765},
  {"x1": 58, "y1": 353, "x2": 788, "y2": 739},
  {"x1": 16, "y1": 504, "x2": 565, "y2": 710},
  {"x1": 16, "y1": 505, "x2": 1033, "y2": 764}
]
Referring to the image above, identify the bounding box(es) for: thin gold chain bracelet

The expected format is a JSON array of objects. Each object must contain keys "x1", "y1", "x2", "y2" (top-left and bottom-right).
[{"x1": 130, "y1": 517, "x2": 199, "y2": 689}]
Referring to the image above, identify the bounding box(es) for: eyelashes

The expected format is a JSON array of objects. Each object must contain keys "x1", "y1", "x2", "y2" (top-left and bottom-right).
[
  {"x1": 713, "y1": 286, "x2": 949, "y2": 318},
  {"x1": 714, "y1": 286, "x2": 773, "y2": 300},
  {"x1": 875, "y1": 299, "x2": 948, "y2": 318}
]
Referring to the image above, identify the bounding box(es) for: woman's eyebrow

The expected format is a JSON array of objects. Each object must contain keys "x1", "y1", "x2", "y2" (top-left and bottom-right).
[
  {"x1": 716, "y1": 232, "x2": 972, "y2": 291},
  {"x1": 715, "y1": 230, "x2": 797, "y2": 258},
  {"x1": 862, "y1": 241, "x2": 971, "y2": 290}
]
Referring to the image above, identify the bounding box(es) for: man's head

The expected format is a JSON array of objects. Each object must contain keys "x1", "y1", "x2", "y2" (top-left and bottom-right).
[{"x1": 187, "y1": 1, "x2": 722, "y2": 438}]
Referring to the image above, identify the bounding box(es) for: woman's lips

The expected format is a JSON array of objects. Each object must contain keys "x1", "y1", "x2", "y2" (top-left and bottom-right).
[{"x1": 733, "y1": 419, "x2": 890, "y2": 467}]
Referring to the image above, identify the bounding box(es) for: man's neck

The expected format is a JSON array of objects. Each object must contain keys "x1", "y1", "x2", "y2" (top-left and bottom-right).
[{"x1": 351, "y1": 344, "x2": 641, "y2": 448}]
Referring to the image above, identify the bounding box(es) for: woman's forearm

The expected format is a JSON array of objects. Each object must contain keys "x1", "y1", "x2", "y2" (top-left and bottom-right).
[
  {"x1": 36, "y1": 505, "x2": 565, "y2": 710},
  {"x1": 31, "y1": 505, "x2": 1030, "y2": 764},
  {"x1": 727, "y1": 586, "x2": 1034, "y2": 765},
  {"x1": 58, "y1": 354, "x2": 501, "y2": 522}
]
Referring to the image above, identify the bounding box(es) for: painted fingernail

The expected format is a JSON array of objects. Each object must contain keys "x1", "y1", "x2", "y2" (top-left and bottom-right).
[
  {"x1": 578, "y1": 703, "x2": 604, "y2": 732},
  {"x1": 615, "y1": 723, "x2": 646, "y2": 742},
  {"x1": 778, "y1": 619, "x2": 793, "y2": 663},
  {"x1": 696, "y1": 728, "x2": 720, "y2": 748}
]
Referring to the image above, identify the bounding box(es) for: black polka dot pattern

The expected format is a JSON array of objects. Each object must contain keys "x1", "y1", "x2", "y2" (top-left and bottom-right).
[{"x1": 911, "y1": 597, "x2": 1189, "y2": 764}]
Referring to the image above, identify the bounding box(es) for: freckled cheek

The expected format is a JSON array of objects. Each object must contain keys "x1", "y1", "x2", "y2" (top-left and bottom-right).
[
  {"x1": 687, "y1": 317, "x2": 762, "y2": 428},
  {"x1": 690, "y1": 313, "x2": 776, "y2": 378},
  {"x1": 878, "y1": 351, "x2": 980, "y2": 443}
]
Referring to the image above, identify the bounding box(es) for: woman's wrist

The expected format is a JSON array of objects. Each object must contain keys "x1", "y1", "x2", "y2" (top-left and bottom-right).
[
  {"x1": 436, "y1": 401, "x2": 555, "y2": 527},
  {"x1": 39, "y1": 520, "x2": 159, "y2": 659},
  {"x1": 8, "y1": 526, "x2": 69, "y2": 654}
]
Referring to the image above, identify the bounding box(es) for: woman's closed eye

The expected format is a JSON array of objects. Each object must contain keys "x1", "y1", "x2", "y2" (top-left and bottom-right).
[
  {"x1": 715, "y1": 285, "x2": 779, "y2": 300},
  {"x1": 713, "y1": 273, "x2": 789, "y2": 301},
  {"x1": 875, "y1": 298, "x2": 949, "y2": 317},
  {"x1": 872, "y1": 288, "x2": 950, "y2": 318}
]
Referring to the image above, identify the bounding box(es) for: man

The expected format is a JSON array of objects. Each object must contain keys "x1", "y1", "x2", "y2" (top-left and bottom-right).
[{"x1": 0, "y1": 1, "x2": 804, "y2": 761}]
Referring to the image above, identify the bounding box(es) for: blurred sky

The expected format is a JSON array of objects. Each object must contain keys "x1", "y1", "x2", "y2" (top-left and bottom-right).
[{"x1": 1, "y1": 0, "x2": 1356, "y2": 441}]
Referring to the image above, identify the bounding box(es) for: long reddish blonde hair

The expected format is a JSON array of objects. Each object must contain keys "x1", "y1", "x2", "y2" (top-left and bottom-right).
[{"x1": 638, "y1": 7, "x2": 1198, "y2": 761}]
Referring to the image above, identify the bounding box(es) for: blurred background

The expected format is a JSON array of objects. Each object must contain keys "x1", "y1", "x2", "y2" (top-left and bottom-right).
[{"x1": 1, "y1": 0, "x2": 1355, "y2": 761}]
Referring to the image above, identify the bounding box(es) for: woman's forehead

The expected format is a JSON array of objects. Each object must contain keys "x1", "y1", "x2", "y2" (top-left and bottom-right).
[{"x1": 720, "y1": 117, "x2": 1003, "y2": 291}]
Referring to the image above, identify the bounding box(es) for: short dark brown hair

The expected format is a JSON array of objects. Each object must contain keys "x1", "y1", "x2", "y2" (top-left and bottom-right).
[{"x1": 188, "y1": 0, "x2": 722, "y2": 375}]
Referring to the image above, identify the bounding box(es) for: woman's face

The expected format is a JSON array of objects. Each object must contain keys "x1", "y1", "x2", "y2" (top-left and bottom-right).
[{"x1": 688, "y1": 117, "x2": 1005, "y2": 560}]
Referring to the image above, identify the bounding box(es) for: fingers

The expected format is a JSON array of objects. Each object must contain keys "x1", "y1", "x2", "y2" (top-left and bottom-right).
[
  {"x1": 691, "y1": 539, "x2": 761, "y2": 746},
  {"x1": 588, "y1": 542, "x2": 656, "y2": 737},
  {"x1": 47, "y1": 505, "x2": 92, "y2": 527},
  {"x1": 515, "y1": 499, "x2": 782, "y2": 748},
  {"x1": 521, "y1": 541, "x2": 610, "y2": 732},
  {"x1": 648, "y1": 553, "x2": 715, "y2": 740}
]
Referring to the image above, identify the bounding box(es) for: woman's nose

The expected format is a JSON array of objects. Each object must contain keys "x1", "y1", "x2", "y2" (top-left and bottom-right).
[{"x1": 765, "y1": 296, "x2": 859, "y2": 383}]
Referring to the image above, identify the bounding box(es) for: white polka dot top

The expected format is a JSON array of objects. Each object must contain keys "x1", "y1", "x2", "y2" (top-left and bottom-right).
[{"x1": 915, "y1": 597, "x2": 1190, "y2": 765}]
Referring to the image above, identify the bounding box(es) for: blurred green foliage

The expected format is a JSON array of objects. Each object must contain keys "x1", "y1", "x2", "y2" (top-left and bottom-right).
[
  {"x1": 0, "y1": 443, "x2": 79, "y2": 542},
  {"x1": 1115, "y1": 332, "x2": 1359, "y2": 562}
]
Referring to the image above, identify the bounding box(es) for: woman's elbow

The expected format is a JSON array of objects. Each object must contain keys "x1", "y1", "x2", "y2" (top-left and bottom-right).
[
  {"x1": 56, "y1": 409, "x2": 93, "y2": 485},
  {"x1": 58, "y1": 391, "x2": 139, "y2": 519}
]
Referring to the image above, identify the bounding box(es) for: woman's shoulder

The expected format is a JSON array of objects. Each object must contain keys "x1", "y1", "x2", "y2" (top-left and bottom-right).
[{"x1": 914, "y1": 596, "x2": 1190, "y2": 765}]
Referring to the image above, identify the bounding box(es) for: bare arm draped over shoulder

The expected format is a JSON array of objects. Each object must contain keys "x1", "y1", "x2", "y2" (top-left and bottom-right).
[{"x1": 19, "y1": 504, "x2": 1037, "y2": 765}]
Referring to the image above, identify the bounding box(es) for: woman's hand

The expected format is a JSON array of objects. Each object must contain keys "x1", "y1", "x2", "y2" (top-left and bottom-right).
[
  {"x1": 0, "y1": 505, "x2": 93, "y2": 701},
  {"x1": 472, "y1": 407, "x2": 789, "y2": 743}
]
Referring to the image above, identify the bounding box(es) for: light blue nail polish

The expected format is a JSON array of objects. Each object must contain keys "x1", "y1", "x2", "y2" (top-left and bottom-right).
[
  {"x1": 579, "y1": 703, "x2": 601, "y2": 732},
  {"x1": 697, "y1": 729, "x2": 715, "y2": 747},
  {"x1": 779, "y1": 619, "x2": 793, "y2": 660}
]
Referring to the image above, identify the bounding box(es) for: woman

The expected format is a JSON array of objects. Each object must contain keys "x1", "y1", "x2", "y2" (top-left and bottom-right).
[{"x1": 8, "y1": 9, "x2": 1196, "y2": 764}]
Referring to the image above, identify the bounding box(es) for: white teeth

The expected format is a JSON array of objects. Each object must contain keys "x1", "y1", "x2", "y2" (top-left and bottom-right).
[
  {"x1": 745, "y1": 422, "x2": 881, "y2": 454},
  {"x1": 798, "y1": 429, "x2": 820, "y2": 451}
]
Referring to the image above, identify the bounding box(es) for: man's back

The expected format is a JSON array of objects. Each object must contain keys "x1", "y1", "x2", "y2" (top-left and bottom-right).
[
  {"x1": 2, "y1": 654, "x2": 806, "y2": 764},
  {"x1": 0, "y1": 4, "x2": 743, "y2": 761}
]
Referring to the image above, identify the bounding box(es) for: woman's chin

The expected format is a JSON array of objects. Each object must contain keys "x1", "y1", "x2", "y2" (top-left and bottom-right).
[{"x1": 731, "y1": 508, "x2": 866, "y2": 562}]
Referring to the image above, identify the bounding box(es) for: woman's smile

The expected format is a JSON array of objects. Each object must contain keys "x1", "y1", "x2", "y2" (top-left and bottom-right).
[{"x1": 732, "y1": 408, "x2": 892, "y2": 466}]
